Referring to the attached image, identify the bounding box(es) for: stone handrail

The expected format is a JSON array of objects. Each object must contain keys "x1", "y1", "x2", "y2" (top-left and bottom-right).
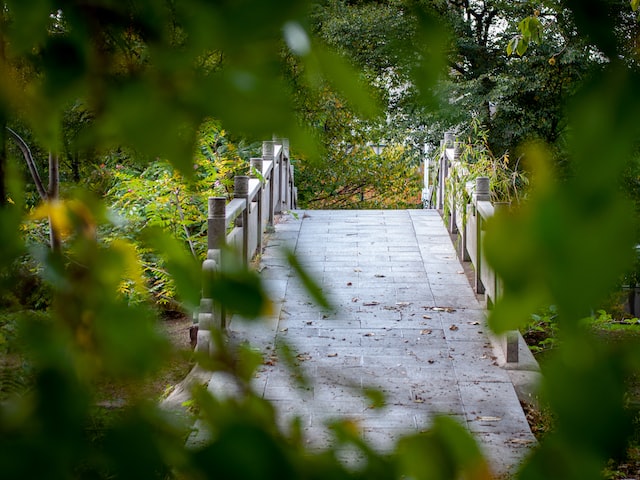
[
  {"x1": 195, "y1": 138, "x2": 296, "y2": 354},
  {"x1": 434, "y1": 135, "x2": 519, "y2": 363}
]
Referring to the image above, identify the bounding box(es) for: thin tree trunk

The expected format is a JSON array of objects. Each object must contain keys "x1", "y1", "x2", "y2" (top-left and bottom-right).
[
  {"x1": 48, "y1": 152, "x2": 61, "y2": 251},
  {"x1": 0, "y1": 15, "x2": 6, "y2": 207},
  {"x1": 6, "y1": 127, "x2": 47, "y2": 199},
  {"x1": 0, "y1": 116, "x2": 6, "y2": 207}
]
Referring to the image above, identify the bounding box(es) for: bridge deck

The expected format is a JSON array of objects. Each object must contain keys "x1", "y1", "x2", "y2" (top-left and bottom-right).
[{"x1": 203, "y1": 210, "x2": 537, "y2": 476}]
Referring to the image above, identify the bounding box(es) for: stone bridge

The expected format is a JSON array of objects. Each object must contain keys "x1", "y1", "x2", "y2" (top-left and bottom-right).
[{"x1": 185, "y1": 139, "x2": 540, "y2": 477}]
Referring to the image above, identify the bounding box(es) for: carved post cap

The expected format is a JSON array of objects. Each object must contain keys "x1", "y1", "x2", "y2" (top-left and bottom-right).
[
  {"x1": 475, "y1": 176, "x2": 490, "y2": 196},
  {"x1": 234, "y1": 175, "x2": 249, "y2": 197},
  {"x1": 262, "y1": 141, "x2": 275, "y2": 160},
  {"x1": 444, "y1": 131, "x2": 455, "y2": 148},
  {"x1": 453, "y1": 141, "x2": 461, "y2": 160},
  {"x1": 208, "y1": 197, "x2": 226, "y2": 218},
  {"x1": 250, "y1": 158, "x2": 263, "y2": 177}
]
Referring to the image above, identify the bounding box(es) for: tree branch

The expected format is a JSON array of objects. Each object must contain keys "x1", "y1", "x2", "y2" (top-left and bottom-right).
[{"x1": 6, "y1": 127, "x2": 48, "y2": 200}]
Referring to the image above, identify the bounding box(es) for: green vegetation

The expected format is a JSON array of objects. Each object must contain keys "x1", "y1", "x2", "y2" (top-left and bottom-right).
[{"x1": 0, "y1": 0, "x2": 640, "y2": 479}]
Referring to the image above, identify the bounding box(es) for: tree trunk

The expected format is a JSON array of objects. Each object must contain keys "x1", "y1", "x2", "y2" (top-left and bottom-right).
[
  {"x1": 48, "y1": 152, "x2": 61, "y2": 252},
  {"x1": 0, "y1": 116, "x2": 6, "y2": 207}
]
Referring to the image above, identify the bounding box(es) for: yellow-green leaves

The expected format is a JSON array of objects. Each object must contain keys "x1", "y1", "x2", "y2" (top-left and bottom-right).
[{"x1": 507, "y1": 16, "x2": 543, "y2": 57}]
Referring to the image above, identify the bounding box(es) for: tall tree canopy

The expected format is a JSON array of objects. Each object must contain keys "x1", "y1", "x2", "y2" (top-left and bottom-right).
[{"x1": 1, "y1": 1, "x2": 640, "y2": 479}]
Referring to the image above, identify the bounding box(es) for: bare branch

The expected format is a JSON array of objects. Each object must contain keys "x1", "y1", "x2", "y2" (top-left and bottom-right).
[{"x1": 6, "y1": 127, "x2": 48, "y2": 200}]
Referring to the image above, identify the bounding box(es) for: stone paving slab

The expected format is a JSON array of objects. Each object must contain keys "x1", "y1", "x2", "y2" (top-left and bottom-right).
[{"x1": 191, "y1": 209, "x2": 537, "y2": 477}]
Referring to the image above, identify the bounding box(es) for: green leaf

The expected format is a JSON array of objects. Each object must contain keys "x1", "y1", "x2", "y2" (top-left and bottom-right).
[
  {"x1": 141, "y1": 227, "x2": 201, "y2": 310},
  {"x1": 206, "y1": 249, "x2": 270, "y2": 319},
  {"x1": 396, "y1": 416, "x2": 490, "y2": 480},
  {"x1": 507, "y1": 37, "x2": 517, "y2": 56},
  {"x1": 301, "y1": 44, "x2": 381, "y2": 120},
  {"x1": 285, "y1": 249, "x2": 333, "y2": 311}
]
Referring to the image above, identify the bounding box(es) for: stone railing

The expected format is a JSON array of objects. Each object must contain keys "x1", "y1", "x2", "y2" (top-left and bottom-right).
[
  {"x1": 433, "y1": 134, "x2": 519, "y2": 363},
  {"x1": 195, "y1": 138, "x2": 296, "y2": 355}
]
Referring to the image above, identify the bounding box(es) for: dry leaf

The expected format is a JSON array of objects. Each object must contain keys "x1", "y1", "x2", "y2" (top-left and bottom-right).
[
  {"x1": 363, "y1": 301, "x2": 380, "y2": 306},
  {"x1": 347, "y1": 282, "x2": 353, "y2": 286},
  {"x1": 364, "y1": 333, "x2": 375, "y2": 337},
  {"x1": 374, "y1": 274, "x2": 386, "y2": 278},
  {"x1": 422, "y1": 315, "x2": 432, "y2": 319},
  {"x1": 432, "y1": 306, "x2": 456, "y2": 313},
  {"x1": 420, "y1": 329, "x2": 432, "y2": 335},
  {"x1": 478, "y1": 416, "x2": 502, "y2": 422},
  {"x1": 449, "y1": 325, "x2": 459, "y2": 331},
  {"x1": 509, "y1": 438, "x2": 535, "y2": 445},
  {"x1": 468, "y1": 321, "x2": 480, "y2": 325},
  {"x1": 327, "y1": 353, "x2": 338, "y2": 358}
]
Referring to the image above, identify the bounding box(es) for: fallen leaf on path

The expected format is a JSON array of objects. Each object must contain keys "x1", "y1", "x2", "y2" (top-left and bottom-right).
[
  {"x1": 327, "y1": 353, "x2": 338, "y2": 357},
  {"x1": 352, "y1": 297, "x2": 359, "y2": 302},
  {"x1": 478, "y1": 416, "x2": 502, "y2": 422},
  {"x1": 449, "y1": 325, "x2": 459, "y2": 331},
  {"x1": 363, "y1": 301, "x2": 380, "y2": 306},
  {"x1": 509, "y1": 438, "x2": 535, "y2": 445},
  {"x1": 396, "y1": 302, "x2": 411, "y2": 307},
  {"x1": 296, "y1": 353, "x2": 311, "y2": 361},
  {"x1": 374, "y1": 274, "x2": 386, "y2": 278},
  {"x1": 422, "y1": 315, "x2": 432, "y2": 319},
  {"x1": 468, "y1": 321, "x2": 480, "y2": 325},
  {"x1": 346, "y1": 282, "x2": 352, "y2": 286},
  {"x1": 364, "y1": 333, "x2": 375, "y2": 337},
  {"x1": 420, "y1": 329, "x2": 432, "y2": 335},
  {"x1": 433, "y1": 306, "x2": 456, "y2": 313}
]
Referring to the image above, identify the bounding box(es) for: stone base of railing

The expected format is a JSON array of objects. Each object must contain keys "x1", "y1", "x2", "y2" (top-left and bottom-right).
[{"x1": 488, "y1": 329, "x2": 542, "y2": 408}]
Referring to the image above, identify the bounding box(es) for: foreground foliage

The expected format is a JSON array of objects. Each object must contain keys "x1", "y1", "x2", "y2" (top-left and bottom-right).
[{"x1": 0, "y1": 1, "x2": 639, "y2": 480}]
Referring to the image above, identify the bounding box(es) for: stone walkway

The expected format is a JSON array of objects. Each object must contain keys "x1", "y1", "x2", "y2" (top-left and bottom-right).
[{"x1": 197, "y1": 210, "x2": 538, "y2": 477}]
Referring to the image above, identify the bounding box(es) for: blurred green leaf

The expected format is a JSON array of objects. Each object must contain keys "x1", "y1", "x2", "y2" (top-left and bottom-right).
[
  {"x1": 206, "y1": 249, "x2": 269, "y2": 319},
  {"x1": 284, "y1": 248, "x2": 332, "y2": 311},
  {"x1": 396, "y1": 416, "x2": 491, "y2": 480},
  {"x1": 141, "y1": 227, "x2": 201, "y2": 310},
  {"x1": 191, "y1": 421, "x2": 296, "y2": 480}
]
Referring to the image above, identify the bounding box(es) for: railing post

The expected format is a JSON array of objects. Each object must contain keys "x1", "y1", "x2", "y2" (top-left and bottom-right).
[
  {"x1": 197, "y1": 198, "x2": 226, "y2": 352},
  {"x1": 275, "y1": 137, "x2": 291, "y2": 210},
  {"x1": 234, "y1": 175, "x2": 250, "y2": 264},
  {"x1": 284, "y1": 138, "x2": 291, "y2": 210},
  {"x1": 263, "y1": 141, "x2": 276, "y2": 223},
  {"x1": 444, "y1": 131, "x2": 455, "y2": 148},
  {"x1": 437, "y1": 141, "x2": 445, "y2": 210},
  {"x1": 474, "y1": 176, "x2": 491, "y2": 295},
  {"x1": 251, "y1": 158, "x2": 264, "y2": 255},
  {"x1": 208, "y1": 197, "x2": 226, "y2": 250}
]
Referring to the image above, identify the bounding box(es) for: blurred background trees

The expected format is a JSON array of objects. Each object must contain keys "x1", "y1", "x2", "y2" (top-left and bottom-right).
[{"x1": 1, "y1": 0, "x2": 640, "y2": 479}]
